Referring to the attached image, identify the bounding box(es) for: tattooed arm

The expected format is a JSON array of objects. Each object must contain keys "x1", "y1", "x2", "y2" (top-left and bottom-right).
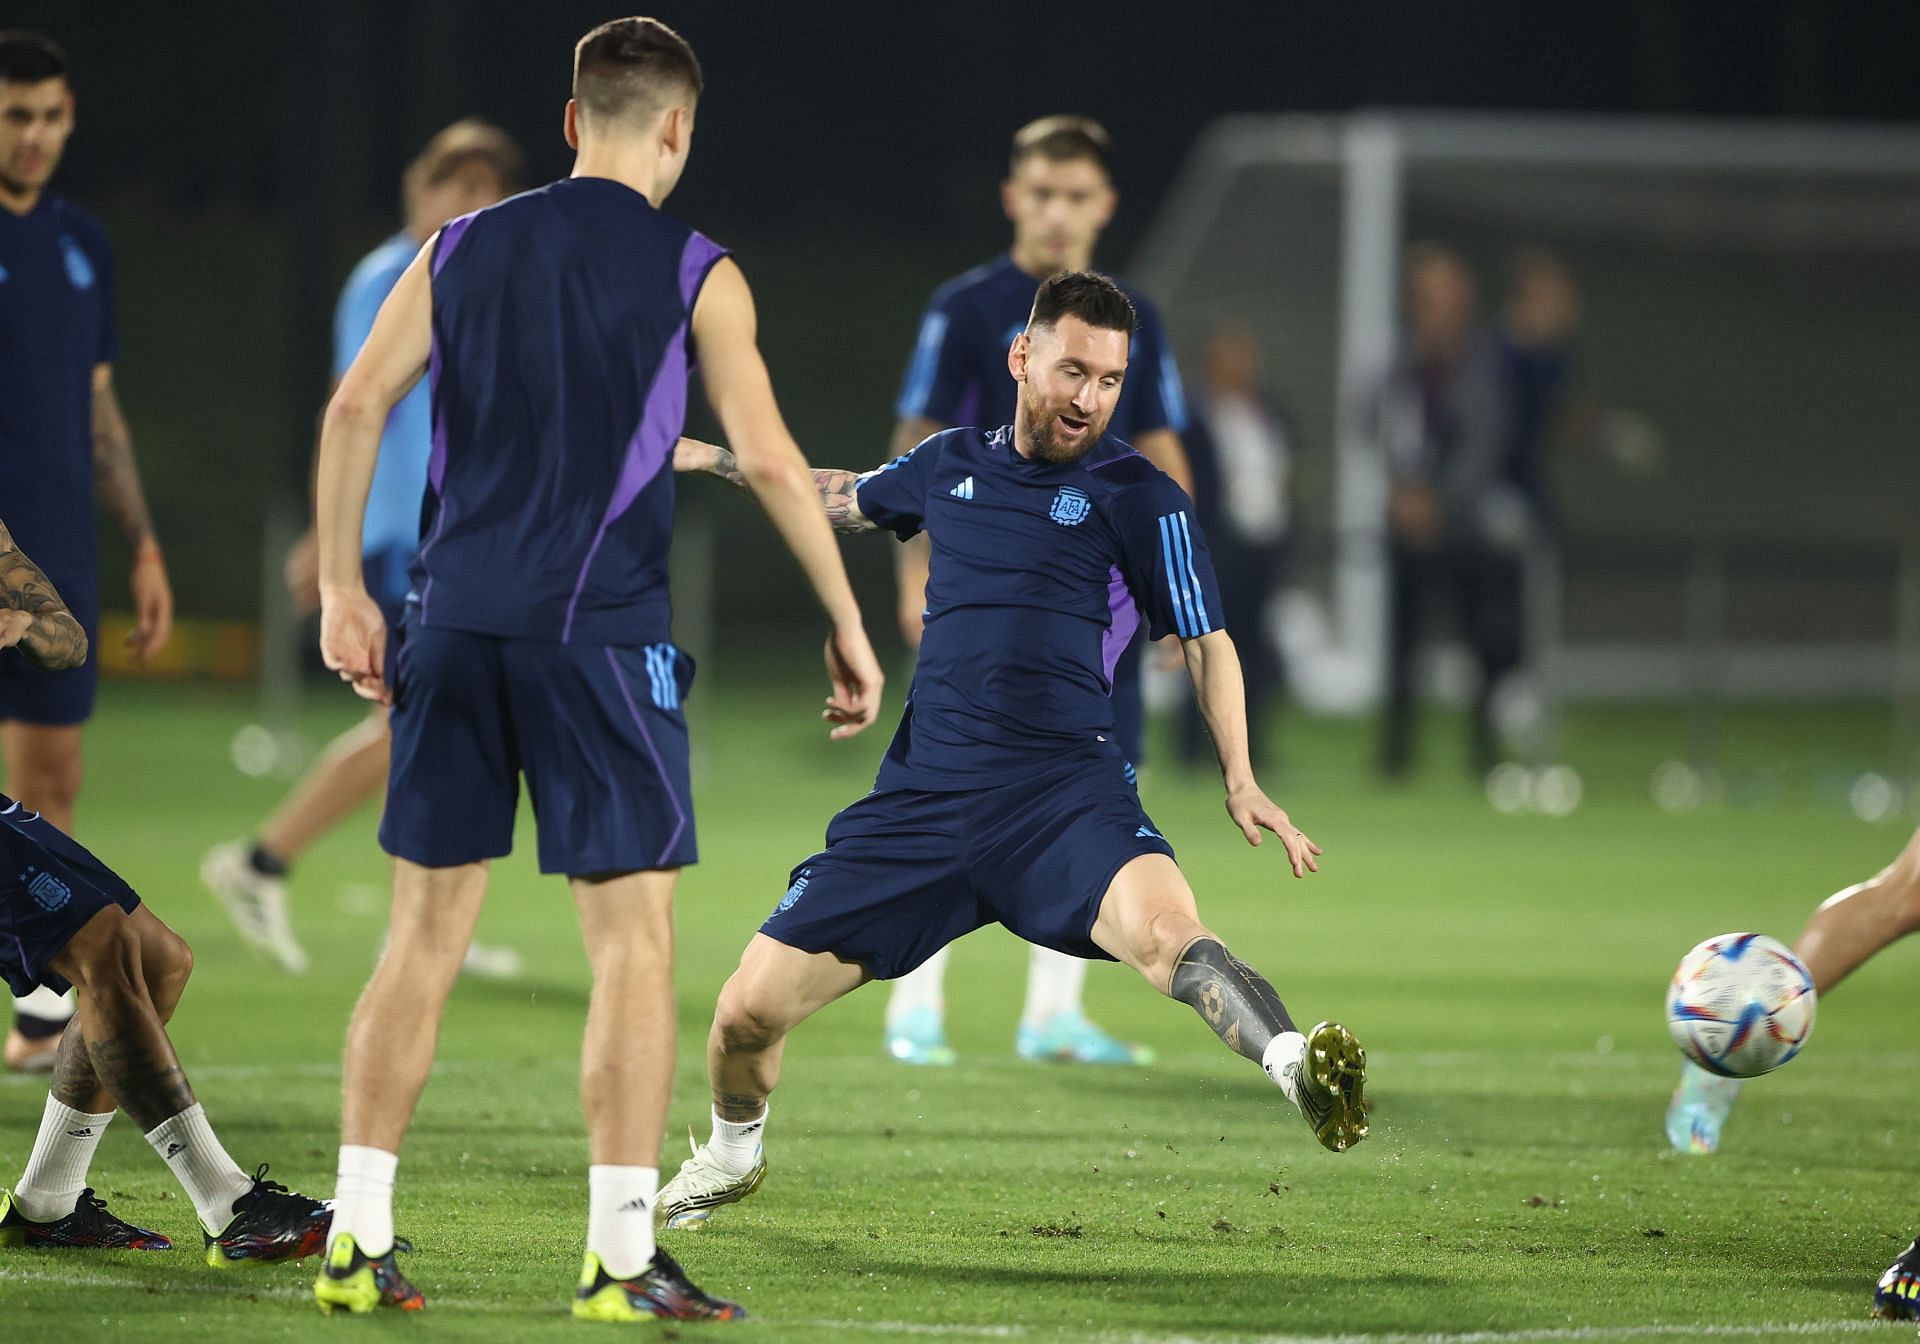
[
  {"x1": 90, "y1": 367, "x2": 157, "y2": 546},
  {"x1": 811, "y1": 467, "x2": 879, "y2": 534},
  {"x1": 0, "y1": 519, "x2": 90, "y2": 670},
  {"x1": 90, "y1": 365, "x2": 174, "y2": 660},
  {"x1": 675, "y1": 437, "x2": 876, "y2": 535}
]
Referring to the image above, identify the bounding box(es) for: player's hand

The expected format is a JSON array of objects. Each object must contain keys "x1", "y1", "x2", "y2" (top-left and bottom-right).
[
  {"x1": 283, "y1": 528, "x2": 321, "y2": 616},
  {"x1": 320, "y1": 587, "x2": 390, "y2": 705},
  {"x1": 1225, "y1": 783, "x2": 1321, "y2": 877},
  {"x1": 0, "y1": 609, "x2": 32, "y2": 651},
  {"x1": 822, "y1": 620, "x2": 883, "y2": 740},
  {"x1": 127, "y1": 542, "x2": 174, "y2": 663},
  {"x1": 673, "y1": 437, "x2": 747, "y2": 489}
]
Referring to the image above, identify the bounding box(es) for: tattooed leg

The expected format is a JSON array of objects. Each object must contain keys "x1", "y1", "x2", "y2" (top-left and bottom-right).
[
  {"x1": 1169, "y1": 937, "x2": 1297, "y2": 1064},
  {"x1": 49, "y1": 906, "x2": 195, "y2": 1116},
  {"x1": 48, "y1": 911, "x2": 197, "y2": 1131},
  {"x1": 48, "y1": 1017, "x2": 111, "y2": 1114}
]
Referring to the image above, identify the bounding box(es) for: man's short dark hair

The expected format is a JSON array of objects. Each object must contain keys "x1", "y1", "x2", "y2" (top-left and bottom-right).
[
  {"x1": 1009, "y1": 115, "x2": 1113, "y2": 179},
  {"x1": 0, "y1": 31, "x2": 68, "y2": 86},
  {"x1": 572, "y1": 17, "x2": 702, "y2": 128},
  {"x1": 404, "y1": 119, "x2": 526, "y2": 201},
  {"x1": 1028, "y1": 271, "x2": 1136, "y2": 339}
]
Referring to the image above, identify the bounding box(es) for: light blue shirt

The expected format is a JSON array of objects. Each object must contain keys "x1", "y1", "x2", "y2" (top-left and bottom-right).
[{"x1": 334, "y1": 232, "x2": 431, "y2": 561}]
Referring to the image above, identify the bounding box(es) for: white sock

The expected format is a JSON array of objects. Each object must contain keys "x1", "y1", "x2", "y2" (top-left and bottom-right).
[
  {"x1": 143, "y1": 1103, "x2": 255, "y2": 1235},
  {"x1": 14, "y1": 1097, "x2": 114, "y2": 1222},
  {"x1": 587, "y1": 1164, "x2": 658, "y2": 1279},
  {"x1": 330, "y1": 1144, "x2": 398, "y2": 1258},
  {"x1": 1021, "y1": 946, "x2": 1089, "y2": 1030},
  {"x1": 1262, "y1": 1031, "x2": 1308, "y2": 1104},
  {"x1": 884, "y1": 946, "x2": 950, "y2": 1028},
  {"x1": 706, "y1": 1105, "x2": 766, "y2": 1175},
  {"x1": 13, "y1": 984, "x2": 76, "y2": 1024}
]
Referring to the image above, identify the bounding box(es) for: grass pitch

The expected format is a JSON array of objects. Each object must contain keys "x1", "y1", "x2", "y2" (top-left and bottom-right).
[{"x1": 2, "y1": 680, "x2": 1915, "y2": 1341}]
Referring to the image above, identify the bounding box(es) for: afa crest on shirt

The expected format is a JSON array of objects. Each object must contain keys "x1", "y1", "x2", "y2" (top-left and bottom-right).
[
  {"x1": 775, "y1": 870, "x2": 810, "y2": 914},
  {"x1": 25, "y1": 867, "x2": 72, "y2": 912},
  {"x1": 59, "y1": 236, "x2": 95, "y2": 291},
  {"x1": 1048, "y1": 486, "x2": 1091, "y2": 527}
]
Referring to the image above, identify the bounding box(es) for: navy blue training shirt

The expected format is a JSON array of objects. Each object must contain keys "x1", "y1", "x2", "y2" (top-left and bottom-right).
[
  {"x1": 411, "y1": 177, "x2": 729, "y2": 646},
  {"x1": 0, "y1": 194, "x2": 115, "y2": 625},
  {"x1": 895, "y1": 254, "x2": 1187, "y2": 441},
  {"x1": 856, "y1": 426, "x2": 1224, "y2": 791}
]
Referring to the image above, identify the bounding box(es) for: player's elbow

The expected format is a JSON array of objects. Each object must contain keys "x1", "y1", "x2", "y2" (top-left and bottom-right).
[
  {"x1": 322, "y1": 378, "x2": 389, "y2": 437},
  {"x1": 737, "y1": 447, "x2": 805, "y2": 495}
]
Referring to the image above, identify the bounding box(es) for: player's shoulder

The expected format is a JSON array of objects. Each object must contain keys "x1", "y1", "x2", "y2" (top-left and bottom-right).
[
  {"x1": 927, "y1": 254, "x2": 1020, "y2": 313},
  {"x1": 911, "y1": 425, "x2": 982, "y2": 463},
  {"x1": 48, "y1": 195, "x2": 111, "y2": 255},
  {"x1": 1084, "y1": 441, "x2": 1189, "y2": 513}
]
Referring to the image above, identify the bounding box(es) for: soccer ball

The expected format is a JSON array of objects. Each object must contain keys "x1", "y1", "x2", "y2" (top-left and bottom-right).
[{"x1": 1665, "y1": 932, "x2": 1816, "y2": 1078}]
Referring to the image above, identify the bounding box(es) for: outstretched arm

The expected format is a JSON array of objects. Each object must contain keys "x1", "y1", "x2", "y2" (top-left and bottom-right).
[
  {"x1": 315, "y1": 239, "x2": 433, "y2": 704},
  {"x1": 692, "y1": 259, "x2": 883, "y2": 738},
  {"x1": 675, "y1": 436, "x2": 882, "y2": 536},
  {"x1": 0, "y1": 519, "x2": 90, "y2": 671},
  {"x1": 1183, "y1": 629, "x2": 1320, "y2": 877},
  {"x1": 90, "y1": 365, "x2": 173, "y2": 661}
]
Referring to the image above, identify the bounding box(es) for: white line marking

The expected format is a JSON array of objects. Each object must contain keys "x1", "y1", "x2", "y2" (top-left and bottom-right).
[{"x1": 0, "y1": 1268, "x2": 1885, "y2": 1340}]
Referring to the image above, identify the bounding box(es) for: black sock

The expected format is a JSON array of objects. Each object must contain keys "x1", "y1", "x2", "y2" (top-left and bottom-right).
[
  {"x1": 247, "y1": 843, "x2": 289, "y2": 878},
  {"x1": 1169, "y1": 937, "x2": 1296, "y2": 1064},
  {"x1": 13, "y1": 1008, "x2": 68, "y2": 1040}
]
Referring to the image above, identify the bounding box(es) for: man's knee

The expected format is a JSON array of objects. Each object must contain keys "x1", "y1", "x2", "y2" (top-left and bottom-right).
[
  {"x1": 70, "y1": 915, "x2": 147, "y2": 1006},
  {"x1": 713, "y1": 975, "x2": 791, "y2": 1055},
  {"x1": 143, "y1": 926, "x2": 194, "y2": 1015},
  {"x1": 1140, "y1": 913, "x2": 1215, "y2": 987},
  {"x1": 1887, "y1": 835, "x2": 1920, "y2": 934}
]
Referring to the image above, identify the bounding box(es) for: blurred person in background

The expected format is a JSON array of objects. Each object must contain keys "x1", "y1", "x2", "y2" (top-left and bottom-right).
[
  {"x1": 1494, "y1": 246, "x2": 1580, "y2": 538},
  {"x1": 1375, "y1": 243, "x2": 1529, "y2": 780},
  {"x1": 0, "y1": 31, "x2": 173, "y2": 1073},
  {"x1": 200, "y1": 120, "x2": 526, "y2": 981},
  {"x1": 881, "y1": 115, "x2": 1192, "y2": 1070},
  {"x1": 1178, "y1": 322, "x2": 1292, "y2": 773}
]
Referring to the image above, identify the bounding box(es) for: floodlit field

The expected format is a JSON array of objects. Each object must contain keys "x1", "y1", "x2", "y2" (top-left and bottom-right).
[{"x1": 3, "y1": 682, "x2": 1912, "y2": 1342}]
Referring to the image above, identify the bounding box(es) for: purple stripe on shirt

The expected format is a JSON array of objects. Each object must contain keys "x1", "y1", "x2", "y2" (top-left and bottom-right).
[
  {"x1": 678, "y1": 231, "x2": 728, "y2": 307},
  {"x1": 560, "y1": 233, "x2": 724, "y2": 644},
  {"x1": 432, "y1": 212, "x2": 479, "y2": 276},
  {"x1": 560, "y1": 322, "x2": 689, "y2": 643},
  {"x1": 1102, "y1": 565, "x2": 1141, "y2": 687},
  {"x1": 426, "y1": 337, "x2": 448, "y2": 493},
  {"x1": 415, "y1": 336, "x2": 450, "y2": 622}
]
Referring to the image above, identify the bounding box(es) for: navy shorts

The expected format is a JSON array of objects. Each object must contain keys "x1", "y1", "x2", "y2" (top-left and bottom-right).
[
  {"x1": 0, "y1": 796, "x2": 141, "y2": 997},
  {"x1": 0, "y1": 611, "x2": 98, "y2": 727},
  {"x1": 380, "y1": 621, "x2": 697, "y2": 876},
  {"x1": 760, "y1": 758, "x2": 1175, "y2": 980}
]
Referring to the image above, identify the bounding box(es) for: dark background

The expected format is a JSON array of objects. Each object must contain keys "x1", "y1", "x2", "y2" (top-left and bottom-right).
[{"x1": 15, "y1": 0, "x2": 1920, "y2": 643}]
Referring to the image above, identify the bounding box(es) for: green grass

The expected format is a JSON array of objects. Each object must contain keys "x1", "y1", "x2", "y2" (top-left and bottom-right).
[{"x1": 3, "y1": 682, "x2": 1916, "y2": 1341}]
